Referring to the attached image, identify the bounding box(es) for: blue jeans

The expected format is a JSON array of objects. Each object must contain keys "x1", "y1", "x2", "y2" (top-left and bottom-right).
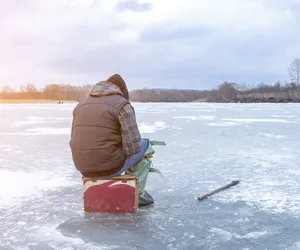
[{"x1": 102, "y1": 139, "x2": 149, "y2": 178}]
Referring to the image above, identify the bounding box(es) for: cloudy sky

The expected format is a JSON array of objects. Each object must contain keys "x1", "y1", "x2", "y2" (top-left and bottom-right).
[{"x1": 1, "y1": 0, "x2": 300, "y2": 91}]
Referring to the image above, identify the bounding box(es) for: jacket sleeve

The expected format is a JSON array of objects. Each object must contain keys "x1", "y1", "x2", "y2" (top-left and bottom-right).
[{"x1": 118, "y1": 103, "x2": 141, "y2": 156}]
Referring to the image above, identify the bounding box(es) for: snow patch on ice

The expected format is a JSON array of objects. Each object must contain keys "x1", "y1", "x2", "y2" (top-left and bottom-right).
[
  {"x1": 0, "y1": 128, "x2": 71, "y2": 136},
  {"x1": 214, "y1": 151, "x2": 300, "y2": 214},
  {"x1": 28, "y1": 116, "x2": 71, "y2": 121},
  {"x1": 0, "y1": 132, "x2": 44, "y2": 136},
  {"x1": 206, "y1": 122, "x2": 238, "y2": 127},
  {"x1": 1, "y1": 145, "x2": 15, "y2": 152},
  {"x1": 289, "y1": 241, "x2": 300, "y2": 250},
  {"x1": 271, "y1": 115, "x2": 296, "y2": 118},
  {"x1": 189, "y1": 109, "x2": 216, "y2": 112},
  {"x1": 139, "y1": 121, "x2": 168, "y2": 134},
  {"x1": 34, "y1": 224, "x2": 117, "y2": 250},
  {"x1": 241, "y1": 231, "x2": 269, "y2": 239},
  {"x1": 259, "y1": 133, "x2": 286, "y2": 139},
  {"x1": 223, "y1": 118, "x2": 293, "y2": 123},
  {"x1": 0, "y1": 170, "x2": 76, "y2": 208},
  {"x1": 26, "y1": 127, "x2": 70, "y2": 135},
  {"x1": 17, "y1": 221, "x2": 27, "y2": 226},
  {"x1": 210, "y1": 228, "x2": 268, "y2": 241},
  {"x1": 12, "y1": 116, "x2": 70, "y2": 127},
  {"x1": 286, "y1": 170, "x2": 300, "y2": 176},
  {"x1": 13, "y1": 120, "x2": 64, "y2": 127},
  {"x1": 173, "y1": 115, "x2": 214, "y2": 121}
]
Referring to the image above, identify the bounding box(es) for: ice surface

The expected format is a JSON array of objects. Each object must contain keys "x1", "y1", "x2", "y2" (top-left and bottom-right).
[
  {"x1": 28, "y1": 116, "x2": 71, "y2": 120},
  {"x1": 259, "y1": 132, "x2": 286, "y2": 139},
  {"x1": 173, "y1": 115, "x2": 215, "y2": 120},
  {"x1": 138, "y1": 121, "x2": 168, "y2": 134},
  {"x1": 210, "y1": 228, "x2": 268, "y2": 240},
  {"x1": 0, "y1": 128, "x2": 71, "y2": 135},
  {"x1": 206, "y1": 122, "x2": 238, "y2": 127},
  {"x1": 12, "y1": 120, "x2": 60, "y2": 127},
  {"x1": 26, "y1": 127, "x2": 71, "y2": 135},
  {"x1": 223, "y1": 118, "x2": 293, "y2": 123},
  {"x1": 0, "y1": 169, "x2": 76, "y2": 208},
  {"x1": 1, "y1": 103, "x2": 300, "y2": 249}
]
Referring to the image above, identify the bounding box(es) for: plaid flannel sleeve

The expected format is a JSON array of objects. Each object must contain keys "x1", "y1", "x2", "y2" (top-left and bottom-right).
[{"x1": 118, "y1": 103, "x2": 141, "y2": 156}]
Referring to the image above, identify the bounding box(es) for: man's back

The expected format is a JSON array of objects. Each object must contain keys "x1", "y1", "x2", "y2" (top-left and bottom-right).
[{"x1": 70, "y1": 81, "x2": 129, "y2": 176}]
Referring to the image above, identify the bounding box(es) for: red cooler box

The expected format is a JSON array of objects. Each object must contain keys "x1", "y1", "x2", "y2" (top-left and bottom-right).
[{"x1": 82, "y1": 175, "x2": 139, "y2": 213}]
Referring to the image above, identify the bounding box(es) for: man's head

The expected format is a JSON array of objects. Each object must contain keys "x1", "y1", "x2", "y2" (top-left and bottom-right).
[{"x1": 107, "y1": 74, "x2": 129, "y2": 100}]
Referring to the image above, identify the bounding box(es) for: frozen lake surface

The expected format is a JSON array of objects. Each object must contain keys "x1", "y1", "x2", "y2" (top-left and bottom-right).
[{"x1": 0, "y1": 102, "x2": 300, "y2": 250}]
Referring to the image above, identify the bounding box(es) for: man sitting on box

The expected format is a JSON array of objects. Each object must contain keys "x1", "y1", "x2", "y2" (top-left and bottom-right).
[{"x1": 69, "y1": 74, "x2": 154, "y2": 206}]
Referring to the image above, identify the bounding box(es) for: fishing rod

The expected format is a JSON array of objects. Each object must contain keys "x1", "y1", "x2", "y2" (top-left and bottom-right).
[{"x1": 198, "y1": 180, "x2": 240, "y2": 201}]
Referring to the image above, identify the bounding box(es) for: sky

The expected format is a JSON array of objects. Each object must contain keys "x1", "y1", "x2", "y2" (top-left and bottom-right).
[{"x1": 1, "y1": 0, "x2": 300, "y2": 91}]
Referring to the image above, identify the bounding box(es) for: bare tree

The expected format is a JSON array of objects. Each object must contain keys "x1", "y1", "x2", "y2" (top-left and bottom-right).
[
  {"x1": 288, "y1": 58, "x2": 300, "y2": 100},
  {"x1": 20, "y1": 84, "x2": 37, "y2": 93},
  {"x1": 1, "y1": 85, "x2": 15, "y2": 93},
  {"x1": 218, "y1": 82, "x2": 237, "y2": 102}
]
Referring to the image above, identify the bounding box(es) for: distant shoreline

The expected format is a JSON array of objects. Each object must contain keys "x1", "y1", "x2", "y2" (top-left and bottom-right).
[
  {"x1": 0, "y1": 98, "x2": 298, "y2": 104},
  {"x1": 0, "y1": 99, "x2": 77, "y2": 104}
]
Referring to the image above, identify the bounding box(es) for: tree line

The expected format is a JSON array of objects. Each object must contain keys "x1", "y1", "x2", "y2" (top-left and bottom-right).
[
  {"x1": 130, "y1": 58, "x2": 300, "y2": 103},
  {"x1": 129, "y1": 81, "x2": 300, "y2": 103},
  {"x1": 1, "y1": 58, "x2": 300, "y2": 103},
  {"x1": 0, "y1": 84, "x2": 93, "y2": 102}
]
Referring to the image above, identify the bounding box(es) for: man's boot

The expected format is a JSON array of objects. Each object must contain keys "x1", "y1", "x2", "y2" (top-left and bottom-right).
[{"x1": 138, "y1": 190, "x2": 154, "y2": 207}]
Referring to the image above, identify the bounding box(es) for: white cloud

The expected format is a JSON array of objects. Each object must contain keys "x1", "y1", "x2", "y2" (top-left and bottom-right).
[
  {"x1": 118, "y1": 0, "x2": 294, "y2": 37},
  {"x1": 0, "y1": 0, "x2": 300, "y2": 90}
]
